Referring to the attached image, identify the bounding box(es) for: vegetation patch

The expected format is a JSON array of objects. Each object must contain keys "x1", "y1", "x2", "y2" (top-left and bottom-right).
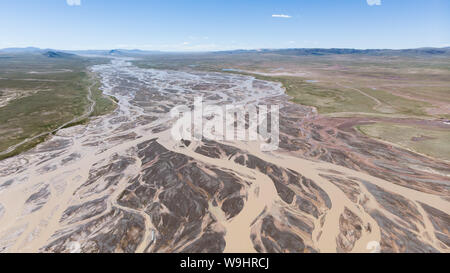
[
  {"x1": 0, "y1": 54, "x2": 114, "y2": 159},
  {"x1": 357, "y1": 122, "x2": 450, "y2": 161}
]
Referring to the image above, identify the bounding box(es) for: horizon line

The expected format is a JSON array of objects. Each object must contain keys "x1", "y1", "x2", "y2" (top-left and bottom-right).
[{"x1": 1, "y1": 45, "x2": 449, "y2": 53}]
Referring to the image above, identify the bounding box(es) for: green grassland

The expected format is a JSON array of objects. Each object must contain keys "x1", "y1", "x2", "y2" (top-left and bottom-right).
[
  {"x1": 0, "y1": 53, "x2": 115, "y2": 160},
  {"x1": 89, "y1": 74, "x2": 118, "y2": 117},
  {"x1": 357, "y1": 122, "x2": 450, "y2": 161},
  {"x1": 225, "y1": 72, "x2": 382, "y2": 114}
]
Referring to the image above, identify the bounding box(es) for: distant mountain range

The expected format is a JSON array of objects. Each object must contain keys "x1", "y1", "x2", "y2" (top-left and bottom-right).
[
  {"x1": 1, "y1": 47, "x2": 449, "y2": 57},
  {"x1": 216, "y1": 47, "x2": 450, "y2": 56},
  {"x1": 0, "y1": 47, "x2": 162, "y2": 57},
  {"x1": 0, "y1": 47, "x2": 44, "y2": 53},
  {"x1": 42, "y1": 51, "x2": 77, "y2": 58}
]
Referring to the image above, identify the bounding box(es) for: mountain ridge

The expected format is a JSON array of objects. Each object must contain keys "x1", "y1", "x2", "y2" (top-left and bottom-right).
[{"x1": 1, "y1": 46, "x2": 449, "y2": 57}]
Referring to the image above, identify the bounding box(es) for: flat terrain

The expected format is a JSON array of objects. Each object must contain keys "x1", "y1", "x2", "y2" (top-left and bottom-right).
[
  {"x1": 0, "y1": 55, "x2": 448, "y2": 253},
  {"x1": 358, "y1": 122, "x2": 450, "y2": 161},
  {"x1": 135, "y1": 51, "x2": 450, "y2": 118},
  {"x1": 134, "y1": 50, "x2": 450, "y2": 159},
  {"x1": 0, "y1": 50, "x2": 448, "y2": 253},
  {"x1": 0, "y1": 53, "x2": 116, "y2": 159}
]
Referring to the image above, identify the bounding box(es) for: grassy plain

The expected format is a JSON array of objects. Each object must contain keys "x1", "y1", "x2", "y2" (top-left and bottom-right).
[
  {"x1": 357, "y1": 122, "x2": 450, "y2": 161},
  {"x1": 0, "y1": 53, "x2": 115, "y2": 159}
]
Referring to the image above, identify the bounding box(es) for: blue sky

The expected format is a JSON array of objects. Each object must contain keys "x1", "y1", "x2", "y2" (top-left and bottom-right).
[{"x1": 1, "y1": 0, "x2": 449, "y2": 51}]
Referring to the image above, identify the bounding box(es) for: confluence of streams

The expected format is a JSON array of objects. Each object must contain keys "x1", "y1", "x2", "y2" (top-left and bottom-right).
[{"x1": 0, "y1": 59, "x2": 448, "y2": 253}]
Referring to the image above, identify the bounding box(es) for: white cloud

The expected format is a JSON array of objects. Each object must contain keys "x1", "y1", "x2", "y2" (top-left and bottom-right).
[
  {"x1": 366, "y1": 0, "x2": 381, "y2": 6},
  {"x1": 272, "y1": 14, "x2": 292, "y2": 18},
  {"x1": 67, "y1": 0, "x2": 81, "y2": 6}
]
